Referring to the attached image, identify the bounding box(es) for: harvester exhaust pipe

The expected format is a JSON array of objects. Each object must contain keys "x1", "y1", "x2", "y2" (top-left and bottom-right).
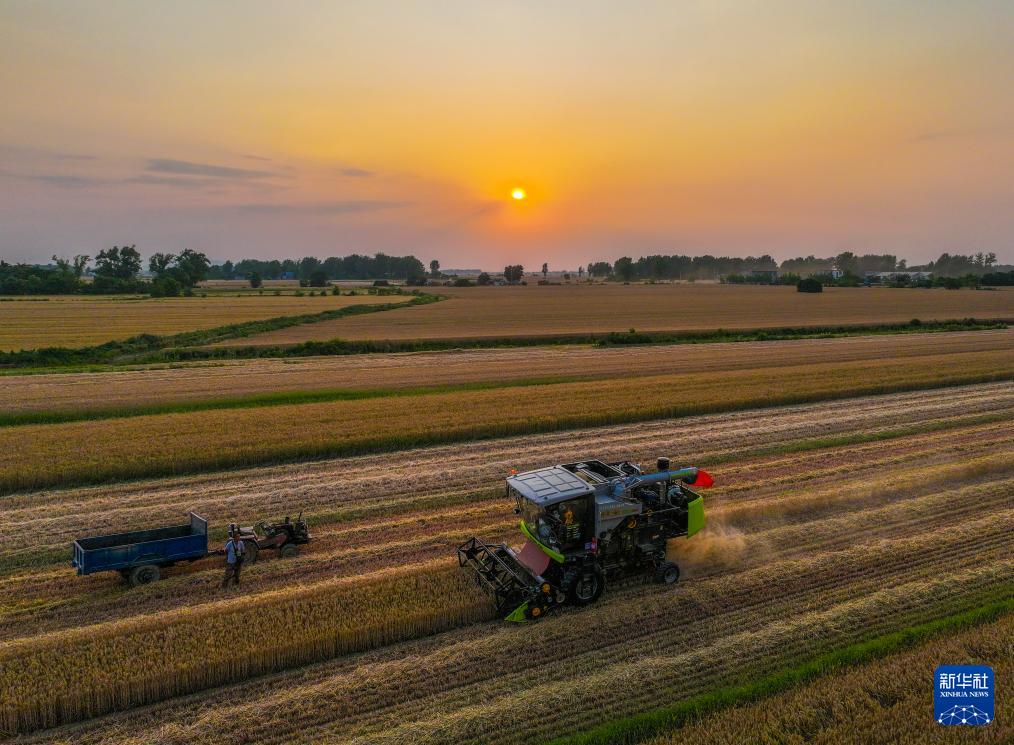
[{"x1": 657, "y1": 456, "x2": 670, "y2": 471}]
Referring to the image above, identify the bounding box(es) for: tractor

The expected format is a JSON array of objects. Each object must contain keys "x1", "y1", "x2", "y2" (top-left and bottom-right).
[
  {"x1": 232, "y1": 511, "x2": 311, "y2": 564},
  {"x1": 457, "y1": 457, "x2": 712, "y2": 621}
]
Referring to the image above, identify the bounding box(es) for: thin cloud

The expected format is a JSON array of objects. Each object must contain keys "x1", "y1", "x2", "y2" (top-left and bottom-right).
[
  {"x1": 127, "y1": 174, "x2": 219, "y2": 189},
  {"x1": 0, "y1": 170, "x2": 103, "y2": 188},
  {"x1": 244, "y1": 154, "x2": 272, "y2": 162},
  {"x1": 340, "y1": 167, "x2": 375, "y2": 178},
  {"x1": 146, "y1": 158, "x2": 273, "y2": 179},
  {"x1": 231, "y1": 200, "x2": 409, "y2": 215}
]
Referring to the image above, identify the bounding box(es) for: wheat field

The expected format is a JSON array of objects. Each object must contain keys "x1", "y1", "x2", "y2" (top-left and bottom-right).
[
  {"x1": 216, "y1": 284, "x2": 1014, "y2": 345},
  {"x1": 2, "y1": 384, "x2": 1010, "y2": 740},
  {"x1": 0, "y1": 293, "x2": 403, "y2": 351},
  {"x1": 3, "y1": 329, "x2": 1009, "y2": 416},
  {"x1": 0, "y1": 347, "x2": 1010, "y2": 493}
]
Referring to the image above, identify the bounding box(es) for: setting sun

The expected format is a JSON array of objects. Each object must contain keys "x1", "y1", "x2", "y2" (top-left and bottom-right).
[{"x1": 511, "y1": 188, "x2": 526, "y2": 201}]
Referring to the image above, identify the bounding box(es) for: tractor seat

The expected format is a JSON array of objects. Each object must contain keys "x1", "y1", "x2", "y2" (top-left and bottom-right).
[{"x1": 239, "y1": 526, "x2": 256, "y2": 535}]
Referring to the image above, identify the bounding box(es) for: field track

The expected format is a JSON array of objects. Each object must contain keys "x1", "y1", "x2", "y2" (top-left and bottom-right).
[{"x1": 2, "y1": 382, "x2": 1011, "y2": 741}]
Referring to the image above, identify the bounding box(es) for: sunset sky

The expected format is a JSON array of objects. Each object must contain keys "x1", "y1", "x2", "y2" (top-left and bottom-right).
[{"x1": 2, "y1": 1, "x2": 1012, "y2": 268}]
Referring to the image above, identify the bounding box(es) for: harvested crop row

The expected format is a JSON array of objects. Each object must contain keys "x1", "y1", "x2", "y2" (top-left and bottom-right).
[
  {"x1": 33, "y1": 509, "x2": 1012, "y2": 745},
  {"x1": 644, "y1": 613, "x2": 1013, "y2": 745},
  {"x1": 1, "y1": 349, "x2": 1010, "y2": 493},
  {"x1": 4, "y1": 329, "x2": 1009, "y2": 416},
  {"x1": 3, "y1": 441, "x2": 1007, "y2": 642},
  {"x1": 2, "y1": 383, "x2": 1010, "y2": 568},
  {"x1": 4, "y1": 456, "x2": 1009, "y2": 736}
]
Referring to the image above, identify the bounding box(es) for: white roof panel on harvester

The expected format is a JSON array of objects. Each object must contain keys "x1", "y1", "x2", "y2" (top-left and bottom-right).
[{"x1": 508, "y1": 467, "x2": 594, "y2": 504}]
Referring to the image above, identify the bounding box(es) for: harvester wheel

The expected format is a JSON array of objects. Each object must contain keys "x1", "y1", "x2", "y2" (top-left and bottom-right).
[
  {"x1": 280, "y1": 544, "x2": 299, "y2": 559},
  {"x1": 568, "y1": 566, "x2": 604, "y2": 606},
  {"x1": 655, "y1": 561, "x2": 680, "y2": 585},
  {"x1": 128, "y1": 565, "x2": 161, "y2": 587},
  {"x1": 243, "y1": 542, "x2": 259, "y2": 565}
]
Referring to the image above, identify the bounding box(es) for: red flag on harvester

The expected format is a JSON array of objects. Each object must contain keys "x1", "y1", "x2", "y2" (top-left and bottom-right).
[{"x1": 691, "y1": 468, "x2": 714, "y2": 488}]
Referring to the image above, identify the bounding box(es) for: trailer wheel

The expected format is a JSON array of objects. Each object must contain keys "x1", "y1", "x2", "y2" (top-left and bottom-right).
[
  {"x1": 243, "y1": 542, "x2": 259, "y2": 565},
  {"x1": 568, "y1": 567, "x2": 604, "y2": 606},
  {"x1": 128, "y1": 565, "x2": 161, "y2": 587},
  {"x1": 655, "y1": 561, "x2": 680, "y2": 585},
  {"x1": 280, "y1": 544, "x2": 299, "y2": 559}
]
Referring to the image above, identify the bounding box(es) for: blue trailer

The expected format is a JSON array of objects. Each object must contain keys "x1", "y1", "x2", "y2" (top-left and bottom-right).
[{"x1": 72, "y1": 512, "x2": 209, "y2": 586}]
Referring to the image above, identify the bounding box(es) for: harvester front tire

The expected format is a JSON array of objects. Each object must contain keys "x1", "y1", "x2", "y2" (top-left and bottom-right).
[
  {"x1": 655, "y1": 561, "x2": 680, "y2": 585},
  {"x1": 569, "y1": 567, "x2": 604, "y2": 606},
  {"x1": 129, "y1": 565, "x2": 161, "y2": 587}
]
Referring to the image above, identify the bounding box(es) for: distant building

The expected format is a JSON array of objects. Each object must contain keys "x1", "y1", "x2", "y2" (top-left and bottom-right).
[
  {"x1": 749, "y1": 269, "x2": 779, "y2": 282},
  {"x1": 865, "y1": 271, "x2": 933, "y2": 283}
]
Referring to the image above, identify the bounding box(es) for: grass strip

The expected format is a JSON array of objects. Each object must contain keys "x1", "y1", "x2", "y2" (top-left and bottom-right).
[
  {"x1": 0, "y1": 292, "x2": 441, "y2": 368},
  {"x1": 548, "y1": 596, "x2": 1014, "y2": 745}
]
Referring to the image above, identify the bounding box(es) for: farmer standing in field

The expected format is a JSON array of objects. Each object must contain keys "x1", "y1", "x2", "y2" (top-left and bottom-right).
[{"x1": 221, "y1": 527, "x2": 245, "y2": 588}]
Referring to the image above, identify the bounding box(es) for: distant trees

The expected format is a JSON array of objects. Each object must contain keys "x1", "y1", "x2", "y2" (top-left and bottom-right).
[
  {"x1": 148, "y1": 248, "x2": 211, "y2": 291},
  {"x1": 584, "y1": 251, "x2": 1011, "y2": 282},
  {"x1": 430, "y1": 260, "x2": 441, "y2": 278},
  {"x1": 981, "y1": 270, "x2": 1014, "y2": 286},
  {"x1": 248, "y1": 271, "x2": 263, "y2": 289},
  {"x1": 613, "y1": 257, "x2": 635, "y2": 282},
  {"x1": 477, "y1": 272, "x2": 492, "y2": 286},
  {"x1": 541, "y1": 262, "x2": 548, "y2": 279},
  {"x1": 231, "y1": 253, "x2": 426, "y2": 282},
  {"x1": 503, "y1": 265, "x2": 524, "y2": 283},
  {"x1": 309, "y1": 268, "x2": 328, "y2": 287},
  {"x1": 797, "y1": 277, "x2": 823, "y2": 293},
  {"x1": 94, "y1": 245, "x2": 142, "y2": 280}
]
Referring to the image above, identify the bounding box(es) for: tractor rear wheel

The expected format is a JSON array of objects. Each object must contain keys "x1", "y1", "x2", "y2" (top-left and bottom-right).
[
  {"x1": 568, "y1": 566, "x2": 604, "y2": 606},
  {"x1": 655, "y1": 561, "x2": 680, "y2": 585},
  {"x1": 129, "y1": 565, "x2": 161, "y2": 587},
  {"x1": 243, "y1": 542, "x2": 259, "y2": 565},
  {"x1": 280, "y1": 544, "x2": 299, "y2": 559}
]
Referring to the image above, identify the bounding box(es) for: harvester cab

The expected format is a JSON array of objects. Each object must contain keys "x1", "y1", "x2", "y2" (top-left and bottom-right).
[{"x1": 458, "y1": 457, "x2": 712, "y2": 621}]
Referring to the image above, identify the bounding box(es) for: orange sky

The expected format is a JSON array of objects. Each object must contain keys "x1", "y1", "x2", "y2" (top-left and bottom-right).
[{"x1": 1, "y1": 1, "x2": 1012, "y2": 268}]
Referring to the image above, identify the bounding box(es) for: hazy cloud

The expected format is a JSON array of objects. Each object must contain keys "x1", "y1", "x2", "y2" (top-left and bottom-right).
[
  {"x1": 244, "y1": 154, "x2": 272, "y2": 162},
  {"x1": 146, "y1": 158, "x2": 273, "y2": 179},
  {"x1": 127, "y1": 174, "x2": 220, "y2": 189},
  {"x1": 340, "y1": 167, "x2": 375, "y2": 178},
  {"x1": 0, "y1": 170, "x2": 104, "y2": 188},
  {"x1": 231, "y1": 200, "x2": 409, "y2": 215}
]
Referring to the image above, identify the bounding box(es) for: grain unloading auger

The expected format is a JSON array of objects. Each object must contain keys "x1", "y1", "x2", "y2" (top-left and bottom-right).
[{"x1": 457, "y1": 457, "x2": 713, "y2": 621}]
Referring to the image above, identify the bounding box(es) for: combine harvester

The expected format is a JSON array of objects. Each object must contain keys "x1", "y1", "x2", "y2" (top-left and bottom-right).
[{"x1": 458, "y1": 457, "x2": 712, "y2": 621}]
